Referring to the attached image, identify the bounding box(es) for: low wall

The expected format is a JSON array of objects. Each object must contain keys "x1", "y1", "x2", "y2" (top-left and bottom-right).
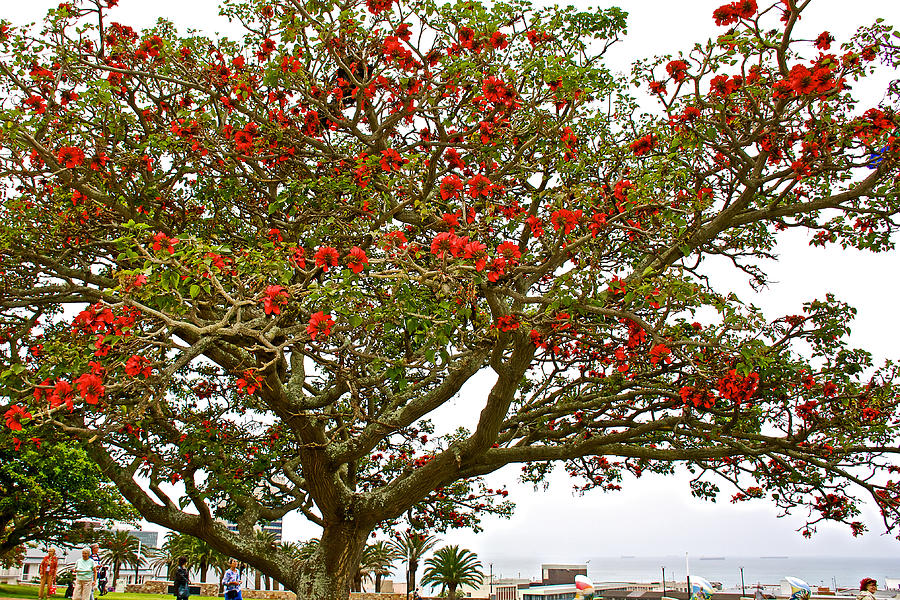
[{"x1": 124, "y1": 581, "x2": 428, "y2": 600}]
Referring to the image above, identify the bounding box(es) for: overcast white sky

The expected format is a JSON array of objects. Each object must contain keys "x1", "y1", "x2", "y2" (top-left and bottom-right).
[{"x1": 6, "y1": 0, "x2": 900, "y2": 562}]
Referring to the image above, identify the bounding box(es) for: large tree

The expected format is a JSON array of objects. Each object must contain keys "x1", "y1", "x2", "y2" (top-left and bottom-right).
[{"x1": 1, "y1": 0, "x2": 899, "y2": 598}]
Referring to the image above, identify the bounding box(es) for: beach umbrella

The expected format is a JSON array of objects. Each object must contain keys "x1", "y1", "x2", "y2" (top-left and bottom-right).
[
  {"x1": 785, "y1": 577, "x2": 811, "y2": 600},
  {"x1": 691, "y1": 576, "x2": 714, "y2": 600}
]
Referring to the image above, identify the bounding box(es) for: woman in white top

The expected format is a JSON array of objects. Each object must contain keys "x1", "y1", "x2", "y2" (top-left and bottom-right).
[{"x1": 72, "y1": 548, "x2": 96, "y2": 600}]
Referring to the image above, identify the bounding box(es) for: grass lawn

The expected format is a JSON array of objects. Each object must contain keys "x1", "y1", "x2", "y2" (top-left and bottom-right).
[{"x1": 0, "y1": 585, "x2": 220, "y2": 600}]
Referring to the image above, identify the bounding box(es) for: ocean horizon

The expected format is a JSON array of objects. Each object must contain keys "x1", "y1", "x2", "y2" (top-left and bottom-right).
[{"x1": 481, "y1": 556, "x2": 900, "y2": 590}]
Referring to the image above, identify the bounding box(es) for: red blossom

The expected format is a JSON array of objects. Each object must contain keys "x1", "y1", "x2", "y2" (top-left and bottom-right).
[
  {"x1": 236, "y1": 369, "x2": 263, "y2": 395},
  {"x1": 75, "y1": 372, "x2": 105, "y2": 405},
  {"x1": 152, "y1": 232, "x2": 177, "y2": 254},
  {"x1": 467, "y1": 174, "x2": 493, "y2": 198},
  {"x1": 630, "y1": 134, "x2": 656, "y2": 156},
  {"x1": 314, "y1": 246, "x2": 340, "y2": 272},
  {"x1": 550, "y1": 209, "x2": 582, "y2": 235},
  {"x1": 4, "y1": 405, "x2": 31, "y2": 431},
  {"x1": 260, "y1": 285, "x2": 289, "y2": 315},
  {"x1": 716, "y1": 369, "x2": 760, "y2": 406},
  {"x1": 124, "y1": 355, "x2": 152, "y2": 378},
  {"x1": 666, "y1": 59, "x2": 690, "y2": 82},
  {"x1": 815, "y1": 31, "x2": 834, "y2": 50},
  {"x1": 57, "y1": 146, "x2": 85, "y2": 168},
  {"x1": 346, "y1": 246, "x2": 368, "y2": 274},
  {"x1": 440, "y1": 175, "x2": 464, "y2": 200},
  {"x1": 307, "y1": 311, "x2": 335, "y2": 340},
  {"x1": 430, "y1": 232, "x2": 459, "y2": 258},
  {"x1": 495, "y1": 241, "x2": 521, "y2": 264},
  {"x1": 380, "y1": 148, "x2": 408, "y2": 172},
  {"x1": 495, "y1": 315, "x2": 520, "y2": 332}
]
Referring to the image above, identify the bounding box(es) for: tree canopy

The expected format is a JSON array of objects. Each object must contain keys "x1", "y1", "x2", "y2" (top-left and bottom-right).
[
  {"x1": 0, "y1": 428, "x2": 137, "y2": 563},
  {"x1": 1, "y1": 0, "x2": 899, "y2": 597}
]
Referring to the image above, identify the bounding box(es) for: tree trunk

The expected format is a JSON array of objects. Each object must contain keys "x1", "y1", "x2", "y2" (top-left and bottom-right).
[
  {"x1": 448, "y1": 583, "x2": 457, "y2": 600},
  {"x1": 409, "y1": 560, "x2": 418, "y2": 596},
  {"x1": 375, "y1": 573, "x2": 382, "y2": 593},
  {"x1": 263, "y1": 574, "x2": 270, "y2": 591},
  {"x1": 293, "y1": 521, "x2": 369, "y2": 600},
  {"x1": 254, "y1": 570, "x2": 261, "y2": 590},
  {"x1": 199, "y1": 560, "x2": 207, "y2": 583},
  {"x1": 113, "y1": 562, "x2": 120, "y2": 586}
]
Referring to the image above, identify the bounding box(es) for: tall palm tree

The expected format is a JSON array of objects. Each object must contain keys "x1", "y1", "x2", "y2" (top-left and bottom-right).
[
  {"x1": 184, "y1": 536, "x2": 227, "y2": 585},
  {"x1": 101, "y1": 530, "x2": 143, "y2": 584},
  {"x1": 253, "y1": 530, "x2": 279, "y2": 590},
  {"x1": 421, "y1": 545, "x2": 483, "y2": 600},
  {"x1": 390, "y1": 531, "x2": 438, "y2": 595},
  {"x1": 151, "y1": 533, "x2": 188, "y2": 579},
  {"x1": 365, "y1": 541, "x2": 399, "y2": 593}
]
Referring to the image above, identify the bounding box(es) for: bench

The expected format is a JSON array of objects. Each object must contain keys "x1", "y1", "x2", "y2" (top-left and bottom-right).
[{"x1": 166, "y1": 585, "x2": 202, "y2": 595}]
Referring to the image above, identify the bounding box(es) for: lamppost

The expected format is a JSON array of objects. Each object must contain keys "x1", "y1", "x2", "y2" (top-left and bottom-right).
[
  {"x1": 740, "y1": 568, "x2": 745, "y2": 597},
  {"x1": 662, "y1": 567, "x2": 666, "y2": 596},
  {"x1": 489, "y1": 563, "x2": 493, "y2": 600}
]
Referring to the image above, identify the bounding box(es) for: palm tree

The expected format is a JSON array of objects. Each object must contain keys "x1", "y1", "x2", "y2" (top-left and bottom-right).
[
  {"x1": 364, "y1": 541, "x2": 399, "y2": 593},
  {"x1": 184, "y1": 536, "x2": 227, "y2": 585},
  {"x1": 253, "y1": 530, "x2": 279, "y2": 590},
  {"x1": 421, "y1": 545, "x2": 483, "y2": 600},
  {"x1": 101, "y1": 530, "x2": 144, "y2": 585},
  {"x1": 390, "y1": 531, "x2": 438, "y2": 596},
  {"x1": 151, "y1": 533, "x2": 188, "y2": 579}
]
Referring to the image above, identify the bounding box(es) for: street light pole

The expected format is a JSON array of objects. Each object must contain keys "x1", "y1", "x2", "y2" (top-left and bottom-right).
[
  {"x1": 741, "y1": 568, "x2": 745, "y2": 597},
  {"x1": 662, "y1": 567, "x2": 666, "y2": 595},
  {"x1": 490, "y1": 563, "x2": 493, "y2": 599}
]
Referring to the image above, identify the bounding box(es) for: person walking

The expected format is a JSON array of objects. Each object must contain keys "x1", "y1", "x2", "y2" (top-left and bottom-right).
[
  {"x1": 88, "y1": 544, "x2": 101, "y2": 600},
  {"x1": 222, "y1": 559, "x2": 242, "y2": 600},
  {"x1": 72, "y1": 548, "x2": 96, "y2": 600},
  {"x1": 97, "y1": 566, "x2": 108, "y2": 597},
  {"x1": 38, "y1": 548, "x2": 58, "y2": 600},
  {"x1": 858, "y1": 579, "x2": 878, "y2": 600},
  {"x1": 173, "y1": 557, "x2": 191, "y2": 600}
]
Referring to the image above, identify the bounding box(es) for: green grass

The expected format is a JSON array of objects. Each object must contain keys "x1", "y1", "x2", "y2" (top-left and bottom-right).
[{"x1": 0, "y1": 585, "x2": 220, "y2": 600}]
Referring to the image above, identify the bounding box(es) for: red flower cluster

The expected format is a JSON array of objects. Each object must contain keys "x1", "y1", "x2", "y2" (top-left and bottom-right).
[
  {"x1": 5, "y1": 405, "x2": 31, "y2": 431},
  {"x1": 236, "y1": 369, "x2": 263, "y2": 395},
  {"x1": 666, "y1": 59, "x2": 689, "y2": 82},
  {"x1": 680, "y1": 385, "x2": 716, "y2": 410},
  {"x1": 495, "y1": 315, "x2": 520, "y2": 332},
  {"x1": 649, "y1": 343, "x2": 672, "y2": 365},
  {"x1": 481, "y1": 76, "x2": 516, "y2": 108},
  {"x1": 440, "y1": 174, "x2": 464, "y2": 200},
  {"x1": 75, "y1": 372, "x2": 105, "y2": 404},
  {"x1": 380, "y1": 148, "x2": 408, "y2": 172},
  {"x1": 314, "y1": 246, "x2": 340, "y2": 271},
  {"x1": 124, "y1": 355, "x2": 152, "y2": 378},
  {"x1": 152, "y1": 231, "x2": 177, "y2": 254},
  {"x1": 346, "y1": 246, "x2": 368, "y2": 274},
  {"x1": 57, "y1": 146, "x2": 85, "y2": 168},
  {"x1": 630, "y1": 134, "x2": 656, "y2": 156},
  {"x1": 550, "y1": 209, "x2": 582, "y2": 235},
  {"x1": 307, "y1": 311, "x2": 335, "y2": 340},
  {"x1": 712, "y1": 0, "x2": 757, "y2": 26},
  {"x1": 260, "y1": 285, "x2": 288, "y2": 315},
  {"x1": 716, "y1": 369, "x2": 759, "y2": 406}
]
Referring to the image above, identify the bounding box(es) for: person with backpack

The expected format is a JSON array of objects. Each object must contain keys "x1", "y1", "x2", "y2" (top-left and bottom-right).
[
  {"x1": 97, "y1": 566, "x2": 108, "y2": 597},
  {"x1": 173, "y1": 557, "x2": 191, "y2": 600}
]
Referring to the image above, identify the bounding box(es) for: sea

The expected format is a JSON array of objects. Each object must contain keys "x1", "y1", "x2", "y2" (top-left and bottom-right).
[{"x1": 484, "y1": 556, "x2": 900, "y2": 590}]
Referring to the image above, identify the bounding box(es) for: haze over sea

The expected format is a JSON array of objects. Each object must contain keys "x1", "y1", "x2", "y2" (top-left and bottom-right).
[{"x1": 483, "y1": 556, "x2": 900, "y2": 590}]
